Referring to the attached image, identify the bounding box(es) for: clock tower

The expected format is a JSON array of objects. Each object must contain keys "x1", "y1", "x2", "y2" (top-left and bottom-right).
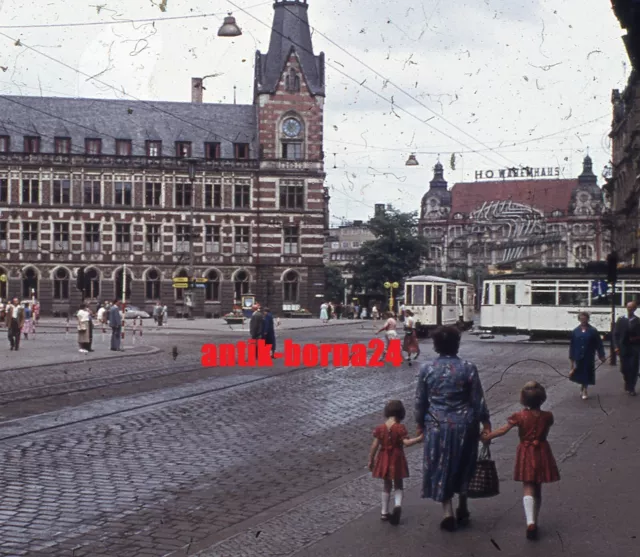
[{"x1": 253, "y1": 0, "x2": 326, "y2": 314}]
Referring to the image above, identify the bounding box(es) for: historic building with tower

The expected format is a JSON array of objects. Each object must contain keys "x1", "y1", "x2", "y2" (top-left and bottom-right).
[
  {"x1": 418, "y1": 156, "x2": 609, "y2": 278},
  {"x1": 0, "y1": 0, "x2": 328, "y2": 317}
]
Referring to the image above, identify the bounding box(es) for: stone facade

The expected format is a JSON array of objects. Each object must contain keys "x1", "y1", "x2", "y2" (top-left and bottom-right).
[
  {"x1": 0, "y1": 0, "x2": 327, "y2": 317},
  {"x1": 418, "y1": 157, "x2": 609, "y2": 277}
]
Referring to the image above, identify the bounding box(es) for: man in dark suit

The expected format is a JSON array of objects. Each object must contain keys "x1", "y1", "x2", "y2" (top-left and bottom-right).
[
  {"x1": 5, "y1": 298, "x2": 25, "y2": 351},
  {"x1": 614, "y1": 301, "x2": 640, "y2": 395},
  {"x1": 249, "y1": 305, "x2": 264, "y2": 357},
  {"x1": 108, "y1": 299, "x2": 123, "y2": 352}
]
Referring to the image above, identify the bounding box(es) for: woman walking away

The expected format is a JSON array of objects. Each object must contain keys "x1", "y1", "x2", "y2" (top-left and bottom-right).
[
  {"x1": 402, "y1": 310, "x2": 420, "y2": 365},
  {"x1": 320, "y1": 302, "x2": 329, "y2": 324},
  {"x1": 482, "y1": 381, "x2": 559, "y2": 540},
  {"x1": 22, "y1": 303, "x2": 35, "y2": 340},
  {"x1": 368, "y1": 400, "x2": 423, "y2": 525},
  {"x1": 415, "y1": 326, "x2": 491, "y2": 532},
  {"x1": 569, "y1": 311, "x2": 606, "y2": 400},
  {"x1": 377, "y1": 312, "x2": 398, "y2": 356},
  {"x1": 262, "y1": 307, "x2": 276, "y2": 358},
  {"x1": 76, "y1": 303, "x2": 91, "y2": 353}
]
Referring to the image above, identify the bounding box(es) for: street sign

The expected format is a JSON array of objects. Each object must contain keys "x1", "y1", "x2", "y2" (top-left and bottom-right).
[
  {"x1": 195, "y1": 278, "x2": 208, "y2": 283},
  {"x1": 173, "y1": 277, "x2": 189, "y2": 283},
  {"x1": 173, "y1": 284, "x2": 189, "y2": 289}
]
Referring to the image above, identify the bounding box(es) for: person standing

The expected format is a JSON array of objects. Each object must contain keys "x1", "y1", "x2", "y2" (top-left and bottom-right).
[
  {"x1": 415, "y1": 325, "x2": 491, "y2": 531},
  {"x1": 96, "y1": 303, "x2": 106, "y2": 326},
  {"x1": 614, "y1": 301, "x2": 640, "y2": 396},
  {"x1": 76, "y1": 303, "x2": 91, "y2": 353},
  {"x1": 377, "y1": 312, "x2": 398, "y2": 356},
  {"x1": 320, "y1": 302, "x2": 329, "y2": 324},
  {"x1": 372, "y1": 305, "x2": 380, "y2": 321},
  {"x1": 569, "y1": 311, "x2": 606, "y2": 400},
  {"x1": 5, "y1": 298, "x2": 25, "y2": 351},
  {"x1": 162, "y1": 303, "x2": 168, "y2": 326},
  {"x1": 249, "y1": 305, "x2": 264, "y2": 356},
  {"x1": 108, "y1": 299, "x2": 123, "y2": 352},
  {"x1": 22, "y1": 303, "x2": 35, "y2": 340},
  {"x1": 402, "y1": 309, "x2": 420, "y2": 365},
  {"x1": 262, "y1": 307, "x2": 276, "y2": 358}
]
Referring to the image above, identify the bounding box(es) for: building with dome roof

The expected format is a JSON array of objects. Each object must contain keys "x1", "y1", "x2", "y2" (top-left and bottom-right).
[{"x1": 418, "y1": 155, "x2": 610, "y2": 279}]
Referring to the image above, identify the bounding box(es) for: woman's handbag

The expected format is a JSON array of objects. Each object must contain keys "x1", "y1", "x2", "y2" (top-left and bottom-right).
[{"x1": 467, "y1": 444, "x2": 500, "y2": 498}]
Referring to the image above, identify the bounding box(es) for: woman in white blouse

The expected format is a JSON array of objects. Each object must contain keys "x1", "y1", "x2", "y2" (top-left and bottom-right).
[
  {"x1": 377, "y1": 312, "x2": 398, "y2": 355},
  {"x1": 76, "y1": 303, "x2": 91, "y2": 353}
]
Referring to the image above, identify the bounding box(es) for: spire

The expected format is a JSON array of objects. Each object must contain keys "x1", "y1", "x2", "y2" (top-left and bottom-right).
[
  {"x1": 254, "y1": 0, "x2": 325, "y2": 97},
  {"x1": 578, "y1": 154, "x2": 597, "y2": 187},
  {"x1": 430, "y1": 160, "x2": 447, "y2": 189}
]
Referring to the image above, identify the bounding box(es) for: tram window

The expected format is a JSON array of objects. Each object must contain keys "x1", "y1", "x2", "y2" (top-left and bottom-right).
[
  {"x1": 558, "y1": 291, "x2": 589, "y2": 306},
  {"x1": 505, "y1": 284, "x2": 516, "y2": 304},
  {"x1": 447, "y1": 286, "x2": 456, "y2": 304},
  {"x1": 483, "y1": 283, "x2": 490, "y2": 305},
  {"x1": 592, "y1": 293, "x2": 622, "y2": 307},
  {"x1": 531, "y1": 291, "x2": 556, "y2": 305},
  {"x1": 414, "y1": 285, "x2": 425, "y2": 305},
  {"x1": 406, "y1": 286, "x2": 413, "y2": 305},
  {"x1": 494, "y1": 285, "x2": 501, "y2": 305},
  {"x1": 425, "y1": 285, "x2": 432, "y2": 304}
]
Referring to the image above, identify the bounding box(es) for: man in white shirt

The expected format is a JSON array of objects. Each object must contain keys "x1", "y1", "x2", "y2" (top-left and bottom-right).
[{"x1": 5, "y1": 298, "x2": 25, "y2": 351}]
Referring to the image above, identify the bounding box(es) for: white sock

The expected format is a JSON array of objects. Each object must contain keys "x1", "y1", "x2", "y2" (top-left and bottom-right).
[
  {"x1": 381, "y1": 492, "x2": 390, "y2": 515},
  {"x1": 394, "y1": 489, "x2": 403, "y2": 508},
  {"x1": 523, "y1": 496, "x2": 535, "y2": 525},
  {"x1": 442, "y1": 499, "x2": 453, "y2": 518}
]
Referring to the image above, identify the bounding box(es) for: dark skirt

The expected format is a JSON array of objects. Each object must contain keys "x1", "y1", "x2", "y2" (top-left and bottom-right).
[
  {"x1": 402, "y1": 330, "x2": 419, "y2": 355},
  {"x1": 570, "y1": 359, "x2": 596, "y2": 386}
]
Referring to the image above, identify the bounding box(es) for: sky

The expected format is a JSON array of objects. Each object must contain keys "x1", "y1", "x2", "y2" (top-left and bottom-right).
[{"x1": 0, "y1": 0, "x2": 630, "y2": 226}]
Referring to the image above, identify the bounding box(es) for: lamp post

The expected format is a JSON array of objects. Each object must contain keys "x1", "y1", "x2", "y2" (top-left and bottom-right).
[
  {"x1": 186, "y1": 158, "x2": 199, "y2": 320},
  {"x1": 384, "y1": 281, "x2": 400, "y2": 314}
]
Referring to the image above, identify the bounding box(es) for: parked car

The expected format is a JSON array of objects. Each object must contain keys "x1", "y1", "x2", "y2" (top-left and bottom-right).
[{"x1": 123, "y1": 305, "x2": 151, "y2": 319}]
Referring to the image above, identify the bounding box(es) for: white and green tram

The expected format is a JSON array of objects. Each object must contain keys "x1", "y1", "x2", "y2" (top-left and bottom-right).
[
  {"x1": 480, "y1": 268, "x2": 640, "y2": 338},
  {"x1": 404, "y1": 275, "x2": 475, "y2": 337}
]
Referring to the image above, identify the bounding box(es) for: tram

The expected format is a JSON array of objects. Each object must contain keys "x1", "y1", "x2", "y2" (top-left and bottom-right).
[
  {"x1": 480, "y1": 267, "x2": 640, "y2": 338},
  {"x1": 404, "y1": 275, "x2": 475, "y2": 338}
]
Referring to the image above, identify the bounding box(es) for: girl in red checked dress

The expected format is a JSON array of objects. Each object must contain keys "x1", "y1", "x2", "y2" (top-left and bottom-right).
[
  {"x1": 482, "y1": 381, "x2": 560, "y2": 540},
  {"x1": 368, "y1": 400, "x2": 424, "y2": 525}
]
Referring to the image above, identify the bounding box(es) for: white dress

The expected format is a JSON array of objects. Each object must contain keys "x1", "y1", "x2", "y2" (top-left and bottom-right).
[{"x1": 320, "y1": 304, "x2": 329, "y2": 320}]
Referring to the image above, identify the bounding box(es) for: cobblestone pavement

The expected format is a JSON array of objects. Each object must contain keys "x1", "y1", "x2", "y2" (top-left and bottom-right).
[{"x1": 0, "y1": 334, "x2": 590, "y2": 556}]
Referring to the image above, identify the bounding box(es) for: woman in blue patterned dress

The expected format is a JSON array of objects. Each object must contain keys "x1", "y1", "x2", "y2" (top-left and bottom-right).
[
  {"x1": 569, "y1": 311, "x2": 606, "y2": 400},
  {"x1": 415, "y1": 326, "x2": 492, "y2": 531}
]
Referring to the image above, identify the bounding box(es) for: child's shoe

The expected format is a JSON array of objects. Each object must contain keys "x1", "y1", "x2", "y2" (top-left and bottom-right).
[
  {"x1": 380, "y1": 513, "x2": 390, "y2": 521},
  {"x1": 526, "y1": 524, "x2": 538, "y2": 540},
  {"x1": 389, "y1": 506, "x2": 402, "y2": 525}
]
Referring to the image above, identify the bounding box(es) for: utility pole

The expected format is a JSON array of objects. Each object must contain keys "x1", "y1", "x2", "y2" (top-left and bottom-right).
[{"x1": 608, "y1": 251, "x2": 618, "y2": 366}]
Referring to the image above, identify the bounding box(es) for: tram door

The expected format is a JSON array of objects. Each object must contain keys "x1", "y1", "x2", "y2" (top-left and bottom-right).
[
  {"x1": 436, "y1": 286, "x2": 443, "y2": 325},
  {"x1": 458, "y1": 287, "x2": 465, "y2": 322}
]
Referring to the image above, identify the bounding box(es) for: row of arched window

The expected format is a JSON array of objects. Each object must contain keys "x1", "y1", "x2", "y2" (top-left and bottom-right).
[{"x1": 0, "y1": 267, "x2": 301, "y2": 304}]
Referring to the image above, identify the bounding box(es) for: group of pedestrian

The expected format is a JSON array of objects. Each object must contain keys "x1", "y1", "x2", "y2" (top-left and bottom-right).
[
  {"x1": 375, "y1": 309, "x2": 420, "y2": 364},
  {"x1": 153, "y1": 302, "x2": 168, "y2": 326},
  {"x1": 2, "y1": 298, "x2": 40, "y2": 351},
  {"x1": 369, "y1": 326, "x2": 559, "y2": 540},
  {"x1": 75, "y1": 299, "x2": 125, "y2": 354},
  {"x1": 249, "y1": 304, "x2": 276, "y2": 357}
]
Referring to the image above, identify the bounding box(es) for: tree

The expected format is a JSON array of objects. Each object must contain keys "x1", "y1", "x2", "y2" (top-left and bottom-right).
[
  {"x1": 324, "y1": 265, "x2": 345, "y2": 302},
  {"x1": 349, "y1": 209, "x2": 429, "y2": 296}
]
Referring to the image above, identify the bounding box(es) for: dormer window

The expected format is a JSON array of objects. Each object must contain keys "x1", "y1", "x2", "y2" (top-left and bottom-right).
[
  {"x1": 285, "y1": 68, "x2": 301, "y2": 93},
  {"x1": 55, "y1": 137, "x2": 71, "y2": 154},
  {"x1": 205, "y1": 142, "x2": 221, "y2": 160},
  {"x1": 176, "y1": 141, "x2": 191, "y2": 158},
  {"x1": 115, "y1": 139, "x2": 132, "y2": 156},
  {"x1": 146, "y1": 140, "x2": 162, "y2": 157},
  {"x1": 24, "y1": 136, "x2": 40, "y2": 154},
  {"x1": 85, "y1": 139, "x2": 102, "y2": 155},
  {"x1": 234, "y1": 143, "x2": 249, "y2": 159},
  {"x1": 0, "y1": 136, "x2": 8, "y2": 152}
]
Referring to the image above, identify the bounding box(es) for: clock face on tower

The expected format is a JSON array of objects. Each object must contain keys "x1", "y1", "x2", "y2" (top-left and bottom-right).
[{"x1": 282, "y1": 118, "x2": 302, "y2": 138}]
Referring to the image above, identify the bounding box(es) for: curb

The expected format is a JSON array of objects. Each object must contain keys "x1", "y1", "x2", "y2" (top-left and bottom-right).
[{"x1": 0, "y1": 345, "x2": 161, "y2": 373}]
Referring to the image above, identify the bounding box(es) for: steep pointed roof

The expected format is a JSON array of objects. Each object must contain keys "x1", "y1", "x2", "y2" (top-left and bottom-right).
[{"x1": 255, "y1": 0, "x2": 325, "y2": 96}]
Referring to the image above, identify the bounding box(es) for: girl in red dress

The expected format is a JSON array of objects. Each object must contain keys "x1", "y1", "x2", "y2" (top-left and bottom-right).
[
  {"x1": 368, "y1": 400, "x2": 423, "y2": 525},
  {"x1": 482, "y1": 381, "x2": 560, "y2": 540}
]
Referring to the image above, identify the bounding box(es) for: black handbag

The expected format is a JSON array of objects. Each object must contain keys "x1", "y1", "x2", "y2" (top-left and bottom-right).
[{"x1": 467, "y1": 444, "x2": 500, "y2": 499}]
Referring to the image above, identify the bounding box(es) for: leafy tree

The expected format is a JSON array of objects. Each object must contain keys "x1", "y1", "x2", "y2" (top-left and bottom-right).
[
  {"x1": 349, "y1": 209, "x2": 429, "y2": 296},
  {"x1": 324, "y1": 265, "x2": 346, "y2": 302}
]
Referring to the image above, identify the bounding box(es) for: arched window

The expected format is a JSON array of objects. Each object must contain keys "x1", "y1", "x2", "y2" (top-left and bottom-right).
[
  {"x1": 233, "y1": 270, "x2": 249, "y2": 301},
  {"x1": 0, "y1": 267, "x2": 8, "y2": 300},
  {"x1": 283, "y1": 270, "x2": 299, "y2": 303},
  {"x1": 114, "y1": 268, "x2": 132, "y2": 301},
  {"x1": 205, "y1": 270, "x2": 220, "y2": 301},
  {"x1": 53, "y1": 268, "x2": 70, "y2": 300},
  {"x1": 85, "y1": 268, "x2": 100, "y2": 299},
  {"x1": 22, "y1": 268, "x2": 38, "y2": 299},
  {"x1": 285, "y1": 68, "x2": 300, "y2": 93},
  {"x1": 175, "y1": 269, "x2": 188, "y2": 300},
  {"x1": 146, "y1": 269, "x2": 160, "y2": 300},
  {"x1": 575, "y1": 245, "x2": 593, "y2": 261}
]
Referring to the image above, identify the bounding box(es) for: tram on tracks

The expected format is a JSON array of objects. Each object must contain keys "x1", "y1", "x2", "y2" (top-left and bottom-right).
[
  {"x1": 480, "y1": 267, "x2": 640, "y2": 339},
  {"x1": 404, "y1": 275, "x2": 475, "y2": 338}
]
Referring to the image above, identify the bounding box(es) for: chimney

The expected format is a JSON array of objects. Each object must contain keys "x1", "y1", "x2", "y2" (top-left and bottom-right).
[{"x1": 192, "y1": 78, "x2": 203, "y2": 103}]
